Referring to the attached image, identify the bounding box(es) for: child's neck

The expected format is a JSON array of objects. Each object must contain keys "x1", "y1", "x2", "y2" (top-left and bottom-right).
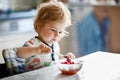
[{"x1": 37, "y1": 36, "x2": 52, "y2": 47}]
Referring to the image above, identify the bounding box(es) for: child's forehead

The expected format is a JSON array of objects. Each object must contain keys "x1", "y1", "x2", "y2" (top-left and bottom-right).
[{"x1": 48, "y1": 21, "x2": 66, "y2": 28}]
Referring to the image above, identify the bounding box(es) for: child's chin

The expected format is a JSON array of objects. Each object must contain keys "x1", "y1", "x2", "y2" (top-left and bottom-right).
[
  {"x1": 51, "y1": 41, "x2": 56, "y2": 43},
  {"x1": 48, "y1": 41, "x2": 55, "y2": 44},
  {"x1": 48, "y1": 40, "x2": 58, "y2": 44},
  {"x1": 52, "y1": 41, "x2": 57, "y2": 43}
]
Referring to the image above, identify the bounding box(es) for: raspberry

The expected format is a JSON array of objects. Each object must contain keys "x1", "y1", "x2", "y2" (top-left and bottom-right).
[
  {"x1": 70, "y1": 62, "x2": 74, "y2": 64},
  {"x1": 63, "y1": 61, "x2": 69, "y2": 64}
]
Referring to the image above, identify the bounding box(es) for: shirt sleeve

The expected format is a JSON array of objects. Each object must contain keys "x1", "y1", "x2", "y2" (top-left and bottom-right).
[{"x1": 23, "y1": 37, "x2": 36, "y2": 47}]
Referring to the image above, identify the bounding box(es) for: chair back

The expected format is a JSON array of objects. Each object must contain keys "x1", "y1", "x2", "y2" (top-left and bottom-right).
[{"x1": 2, "y1": 48, "x2": 25, "y2": 75}]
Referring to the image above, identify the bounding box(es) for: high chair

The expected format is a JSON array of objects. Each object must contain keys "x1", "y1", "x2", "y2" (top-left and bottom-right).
[{"x1": 2, "y1": 48, "x2": 25, "y2": 75}]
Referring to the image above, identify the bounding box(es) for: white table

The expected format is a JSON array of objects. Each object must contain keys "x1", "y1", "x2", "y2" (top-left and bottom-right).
[{"x1": 1, "y1": 51, "x2": 120, "y2": 80}]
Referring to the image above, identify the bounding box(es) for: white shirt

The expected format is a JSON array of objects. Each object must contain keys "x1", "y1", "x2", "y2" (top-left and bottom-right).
[{"x1": 24, "y1": 36, "x2": 60, "y2": 71}]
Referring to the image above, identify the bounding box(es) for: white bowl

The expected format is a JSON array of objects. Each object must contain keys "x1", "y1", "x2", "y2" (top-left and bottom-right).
[{"x1": 56, "y1": 59, "x2": 83, "y2": 75}]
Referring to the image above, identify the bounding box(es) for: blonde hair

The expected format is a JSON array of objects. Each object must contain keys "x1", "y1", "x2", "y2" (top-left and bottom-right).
[{"x1": 34, "y1": 0, "x2": 71, "y2": 33}]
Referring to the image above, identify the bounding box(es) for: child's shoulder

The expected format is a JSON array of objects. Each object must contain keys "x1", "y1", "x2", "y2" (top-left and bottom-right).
[
  {"x1": 24, "y1": 36, "x2": 42, "y2": 46},
  {"x1": 29, "y1": 36, "x2": 42, "y2": 42}
]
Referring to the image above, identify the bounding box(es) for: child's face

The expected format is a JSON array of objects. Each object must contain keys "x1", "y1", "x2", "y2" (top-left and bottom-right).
[{"x1": 38, "y1": 21, "x2": 66, "y2": 44}]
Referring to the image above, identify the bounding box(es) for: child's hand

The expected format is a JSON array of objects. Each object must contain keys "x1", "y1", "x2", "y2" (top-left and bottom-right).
[
  {"x1": 37, "y1": 44, "x2": 52, "y2": 54},
  {"x1": 65, "y1": 52, "x2": 76, "y2": 59}
]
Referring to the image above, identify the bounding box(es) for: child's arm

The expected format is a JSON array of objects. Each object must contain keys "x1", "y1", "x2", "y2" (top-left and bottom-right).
[{"x1": 16, "y1": 44, "x2": 52, "y2": 58}]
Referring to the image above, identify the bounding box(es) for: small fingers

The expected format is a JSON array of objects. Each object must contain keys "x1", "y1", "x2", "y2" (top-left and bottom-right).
[
  {"x1": 39, "y1": 44, "x2": 52, "y2": 53},
  {"x1": 66, "y1": 52, "x2": 76, "y2": 59}
]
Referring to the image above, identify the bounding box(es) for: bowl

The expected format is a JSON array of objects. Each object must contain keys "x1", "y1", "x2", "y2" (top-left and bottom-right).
[{"x1": 56, "y1": 59, "x2": 83, "y2": 75}]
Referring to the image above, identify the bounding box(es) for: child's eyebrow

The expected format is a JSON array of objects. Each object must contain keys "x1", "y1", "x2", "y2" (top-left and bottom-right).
[{"x1": 49, "y1": 25, "x2": 56, "y2": 28}]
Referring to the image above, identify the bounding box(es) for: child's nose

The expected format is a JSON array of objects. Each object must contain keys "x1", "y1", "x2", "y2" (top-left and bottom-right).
[{"x1": 54, "y1": 32, "x2": 59, "y2": 38}]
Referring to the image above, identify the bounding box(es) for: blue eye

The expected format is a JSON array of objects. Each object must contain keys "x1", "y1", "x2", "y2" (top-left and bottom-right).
[
  {"x1": 51, "y1": 29, "x2": 56, "y2": 32},
  {"x1": 59, "y1": 31, "x2": 63, "y2": 34}
]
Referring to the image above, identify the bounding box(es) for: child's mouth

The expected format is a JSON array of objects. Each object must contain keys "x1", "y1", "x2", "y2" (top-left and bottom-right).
[{"x1": 52, "y1": 39, "x2": 57, "y2": 41}]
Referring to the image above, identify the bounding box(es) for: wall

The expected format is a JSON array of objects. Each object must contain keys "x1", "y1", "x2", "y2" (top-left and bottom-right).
[
  {"x1": 59, "y1": 5, "x2": 93, "y2": 57},
  {"x1": 0, "y1": 18, "x2": 37, "y2": 63},
  {"x1": 108, "y1": 6, "x2": 120, "y2": 53},
  {"x1": 0, "y1": 32, "x2": 37, "y2": 63}
]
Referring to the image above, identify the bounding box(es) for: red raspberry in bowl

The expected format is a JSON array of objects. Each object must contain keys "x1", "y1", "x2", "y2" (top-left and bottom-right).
[{"x1": 57, "y1": 59, "x2": 83, "y2": 75}]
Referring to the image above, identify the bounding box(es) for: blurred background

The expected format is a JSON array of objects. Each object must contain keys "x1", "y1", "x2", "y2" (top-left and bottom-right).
[{"x1": 0, "y1": 0, "x2": 120, "y2": 63}]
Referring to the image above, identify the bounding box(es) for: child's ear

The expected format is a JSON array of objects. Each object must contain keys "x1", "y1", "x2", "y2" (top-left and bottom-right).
[
  {"x1": 35, "y1": 23, "x2": 41, "y2": 33},
  {"x1": 34, "y1": 25, "x2": 38, "y2": 33}
]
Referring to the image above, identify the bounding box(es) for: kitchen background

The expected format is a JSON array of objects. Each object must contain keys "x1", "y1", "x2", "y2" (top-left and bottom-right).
[{"x1": 0, "y1": 0, "x2": 120, "y2": 63}]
